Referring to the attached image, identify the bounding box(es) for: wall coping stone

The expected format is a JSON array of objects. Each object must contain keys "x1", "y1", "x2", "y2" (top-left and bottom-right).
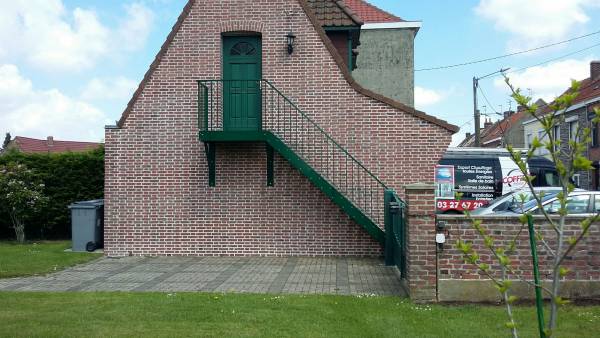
[{"x1": 405, "y1": 183, "x2": 435, "y2": 191}]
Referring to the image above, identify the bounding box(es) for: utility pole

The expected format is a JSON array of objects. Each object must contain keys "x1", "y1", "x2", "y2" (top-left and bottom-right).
[
  {"x1": 473, "y1": 76, "x2": 480, "y2": 146},
  {"x1": 473, "y1": 68, "x2": 510, "y2": 147}
]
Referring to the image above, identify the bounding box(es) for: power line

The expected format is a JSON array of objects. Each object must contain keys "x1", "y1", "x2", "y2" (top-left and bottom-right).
[
  {"x1": 458, "y1": 118, "x2": 474, "y2": 129},
  {"x1": 415, "y1": 29, "x2": 600, "y2": 72},
  {"x1": 502, "y1": 41, "x2": 600, "y2": 76},
  {"x1": 478, "y1": 85, "x2": 499, "y2": 114},
  {"x1": 478, "y1": 85, "x2": 509, "y2": 143}
]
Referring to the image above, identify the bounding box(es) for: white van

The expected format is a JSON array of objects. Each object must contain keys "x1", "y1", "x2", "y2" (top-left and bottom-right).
[{"x1": 435, "y1": 148, "x2": 559, "y2": 213}]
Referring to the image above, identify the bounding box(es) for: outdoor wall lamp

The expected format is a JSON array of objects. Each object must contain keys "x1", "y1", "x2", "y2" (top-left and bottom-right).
[{"x1": 286, "y1": 31, "x2": 296, "y2": 55}]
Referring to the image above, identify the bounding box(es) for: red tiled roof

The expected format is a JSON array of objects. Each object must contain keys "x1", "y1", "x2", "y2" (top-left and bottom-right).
[
  {"x1": 459, "y1": 111, "x2": 529, "y2": 147},
  {"x1": 483, "y1": 111, "x2": 526, "y2": 142},
  {"x1": 541, "y1": 76, "x2": 600, "y2": 115},
  {"x1": 9, "y1": 136, "x2": 102, "y2": 154},
  {"x1": 343, "y1": 0, "x2": 403, "y2": 23}
]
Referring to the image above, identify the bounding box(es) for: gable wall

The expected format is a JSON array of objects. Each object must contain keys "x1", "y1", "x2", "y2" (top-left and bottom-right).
[{"x1": 104, "y1": 0, "x2": 452, "y2": 256}]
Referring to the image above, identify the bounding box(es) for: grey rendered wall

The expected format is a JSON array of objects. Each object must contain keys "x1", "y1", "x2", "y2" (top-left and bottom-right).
[
  {"x1": 504, "y1": 120, "x2": 525, "y2": 147},
  {"x1": 352, "y1": 28, "x2": 415, "y2": 107}
]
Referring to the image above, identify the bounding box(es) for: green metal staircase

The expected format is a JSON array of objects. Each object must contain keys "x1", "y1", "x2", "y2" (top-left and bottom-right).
[{"x1": 197, "y1": 79, "x2": 405, "y2": 247}]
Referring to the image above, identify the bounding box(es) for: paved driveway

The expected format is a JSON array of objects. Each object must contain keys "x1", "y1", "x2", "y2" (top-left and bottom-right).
[{"x1": 0, "y1": 256, "x2": 406, "y2": 296}]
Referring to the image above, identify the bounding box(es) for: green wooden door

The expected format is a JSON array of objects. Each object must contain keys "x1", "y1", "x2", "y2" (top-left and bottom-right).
[{"x1": 223, "y1": 36, "x2": 262, "y2": 131}]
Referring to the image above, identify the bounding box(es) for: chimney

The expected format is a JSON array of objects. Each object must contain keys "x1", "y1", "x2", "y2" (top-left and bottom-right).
[
  {"x1": 484, "y1": 118, "x2": 493, "y2": 129},
  {"x1": 503, "y1": 110, "x2": 515, "y2": 119},
  {"x1": 591, "y1": 61, "x2": 600, "y2": 80},
  {"x1": 465, "y1": 132, "x2": 472, "y2": 139},
  {"x1": 47, "y1": 136, "x2": 54, "y2": 147}
]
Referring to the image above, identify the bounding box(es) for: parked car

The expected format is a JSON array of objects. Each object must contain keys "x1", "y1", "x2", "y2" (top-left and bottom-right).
[
  {"x1": 471, "y1": 187, "x2": 584, "y2": 216},
  {"x1": 493, "y1": 191, "x2": 600, "y2": 216},
  {"x1": 435, "y1": 147, "x2": 559, "y2": 213}
]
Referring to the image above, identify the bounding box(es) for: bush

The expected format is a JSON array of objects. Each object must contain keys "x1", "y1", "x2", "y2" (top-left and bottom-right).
[{"x1": 0, "y1": 147, "x2": 104, "y2": 239}]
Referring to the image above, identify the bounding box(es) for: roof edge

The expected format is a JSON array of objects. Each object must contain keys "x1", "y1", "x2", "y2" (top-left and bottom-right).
[
  {"x1": 362, "y1": 21, "x2": 421, "y2": 30},
  {"x1": 297, "y1": 0, "x2": 458, "y2": 133},
  {"x1": 116, "y1": 0, "x2": 196, "y2": 128}
]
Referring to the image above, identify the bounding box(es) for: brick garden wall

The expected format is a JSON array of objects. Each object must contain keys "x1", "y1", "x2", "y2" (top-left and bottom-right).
[
  {"x1": 104, "y1": 0, "x2": 453, "y2": 257},
  {"x1": 436, "y1": 215, "x2": 600, "y2": 301}
]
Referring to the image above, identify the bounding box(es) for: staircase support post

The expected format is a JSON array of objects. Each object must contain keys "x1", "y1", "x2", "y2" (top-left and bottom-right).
[
  {"x1": 384, "y1": 189, "x2": 395, "y2": 266},
  {"x1": 266, "y1": 143, "x2": 274, "y2": 186},
  {"x1": 205, "y1": 142, "x2": 216, "y2": 187}
]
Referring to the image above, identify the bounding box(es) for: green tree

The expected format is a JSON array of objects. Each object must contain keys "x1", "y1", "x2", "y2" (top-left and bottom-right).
[
  {"x1": 457, "y1": 78, "x2": 598, "y2": 338},
  {"x1": 0, "y1": 162, "x2": 47, "y2": 243}
]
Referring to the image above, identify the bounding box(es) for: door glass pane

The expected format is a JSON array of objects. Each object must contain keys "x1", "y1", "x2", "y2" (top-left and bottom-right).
[{"x1": 230, "y1": 42, "x2": 256, "y2": 56}]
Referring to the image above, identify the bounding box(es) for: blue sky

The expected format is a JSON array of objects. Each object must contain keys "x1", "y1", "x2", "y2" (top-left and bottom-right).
[{"x1": 1, "y1": 0, "x2": 600, "y2": 145}]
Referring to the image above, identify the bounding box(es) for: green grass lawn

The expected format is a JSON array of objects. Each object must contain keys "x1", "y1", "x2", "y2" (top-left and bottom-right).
[
  {"x1": 0, "y1": 292, "x2": 599, "y2": 337},
  {"x1": 0, "y1": 241, "x2": 101, "y2": 278}
]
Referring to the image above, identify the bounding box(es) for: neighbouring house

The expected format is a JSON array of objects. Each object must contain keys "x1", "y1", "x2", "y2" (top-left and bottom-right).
[
  {"x1": 459, "y1": 103, "x2": 542, "y2": 148},
  {"x1": 346, "y1": 0, "x2": 420, "y2": 107},
  {"x1": 2, "y1": 136, "x2": 101, "y2": 154},
  {"x1": 104, "y1": 0, "x2": 457, "y2": 259},
  {"x1": 523, "y1": 61, "x2": 600, "y2": 190}
]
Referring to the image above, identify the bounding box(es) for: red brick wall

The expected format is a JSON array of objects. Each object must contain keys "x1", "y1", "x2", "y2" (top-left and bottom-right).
[
  {"x1": 405, "y1": 184, "x2": 437, "y2": 301},
  {"x1": 104, "y1": 0, "x2": 452, "y2": 257},
  {"x1": 437, "y1": 215, "x2": 600, "y2": 281}
]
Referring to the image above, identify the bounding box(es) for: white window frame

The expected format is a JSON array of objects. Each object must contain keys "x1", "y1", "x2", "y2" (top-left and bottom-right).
[
  {"x1": 572, "y1": 173, "x2": 581, "y2": 188},
  {"x1": 569, "y1": 120, "x2": 579, "y2": 142},
  {"x1": 552, "y1": 124, "x2": 560, "y2": 152},
  {"x1": 538, "y1": 130, "x2": 548, "y2": 155}
]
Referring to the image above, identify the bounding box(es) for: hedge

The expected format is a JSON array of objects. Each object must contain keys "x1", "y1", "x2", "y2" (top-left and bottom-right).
[{"x1": 0, "y1": 147, "x2": 104, "y2": 240}]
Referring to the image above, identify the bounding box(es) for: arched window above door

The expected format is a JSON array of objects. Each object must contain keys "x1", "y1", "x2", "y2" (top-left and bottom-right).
[{"x1": 230, "y1": 41, "x2": 256, "y2": 56}]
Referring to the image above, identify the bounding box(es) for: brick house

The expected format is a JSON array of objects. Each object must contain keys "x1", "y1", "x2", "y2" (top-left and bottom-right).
[
  {"x1": 523, "y1": 61, "x2": 600, "y2": 190},
  {"x1": 458, "y1": 105, "x2": 541, "y2": 148},
  {"x1": 104, "y1": 0, "x2": 457, "y2": 258},
  {"x1": 3, "y1": 136, "x2": 101, "y2": 154}
]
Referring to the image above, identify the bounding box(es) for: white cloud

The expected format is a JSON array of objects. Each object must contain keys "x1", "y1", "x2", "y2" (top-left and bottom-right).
[
  {"x1": 0, "y1": 64, "x2": 109, "y2": 141},
  {"x1": 81, "y1": 77, "x2": 138, "y2": 101},
  {"x1": 117, "y1": 3, "x2": 155, "y2": 51},
  {"x1": 494, "y1": 58, "x2": 592, "y2": 101},
  {"x1": 0, "y1": 1, "x2": 154, "y2": 72},
  {"x1": 475, "y1": 0, "x2": 600, "y2": 51},
  {"x1": 415, "y1": 86, "x2": 446, "y2": 109}
]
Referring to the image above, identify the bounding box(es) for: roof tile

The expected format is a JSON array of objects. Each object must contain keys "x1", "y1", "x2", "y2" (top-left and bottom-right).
[
  {"x1": 306, "y1": 0, "x2": 363, "y2": 27},
  {"x1": 343, "y1": 0, "x2": 403, "y2": 23}
]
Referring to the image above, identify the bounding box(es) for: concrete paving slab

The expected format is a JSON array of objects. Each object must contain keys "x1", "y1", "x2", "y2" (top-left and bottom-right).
[{"x1": 0, "y1": 256, "x2": 406, "y2": 296}]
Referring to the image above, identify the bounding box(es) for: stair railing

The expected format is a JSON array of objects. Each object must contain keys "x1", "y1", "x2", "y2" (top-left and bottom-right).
[{"x1": 198, "y1": 79, "x2": 402, "y2": 228}]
